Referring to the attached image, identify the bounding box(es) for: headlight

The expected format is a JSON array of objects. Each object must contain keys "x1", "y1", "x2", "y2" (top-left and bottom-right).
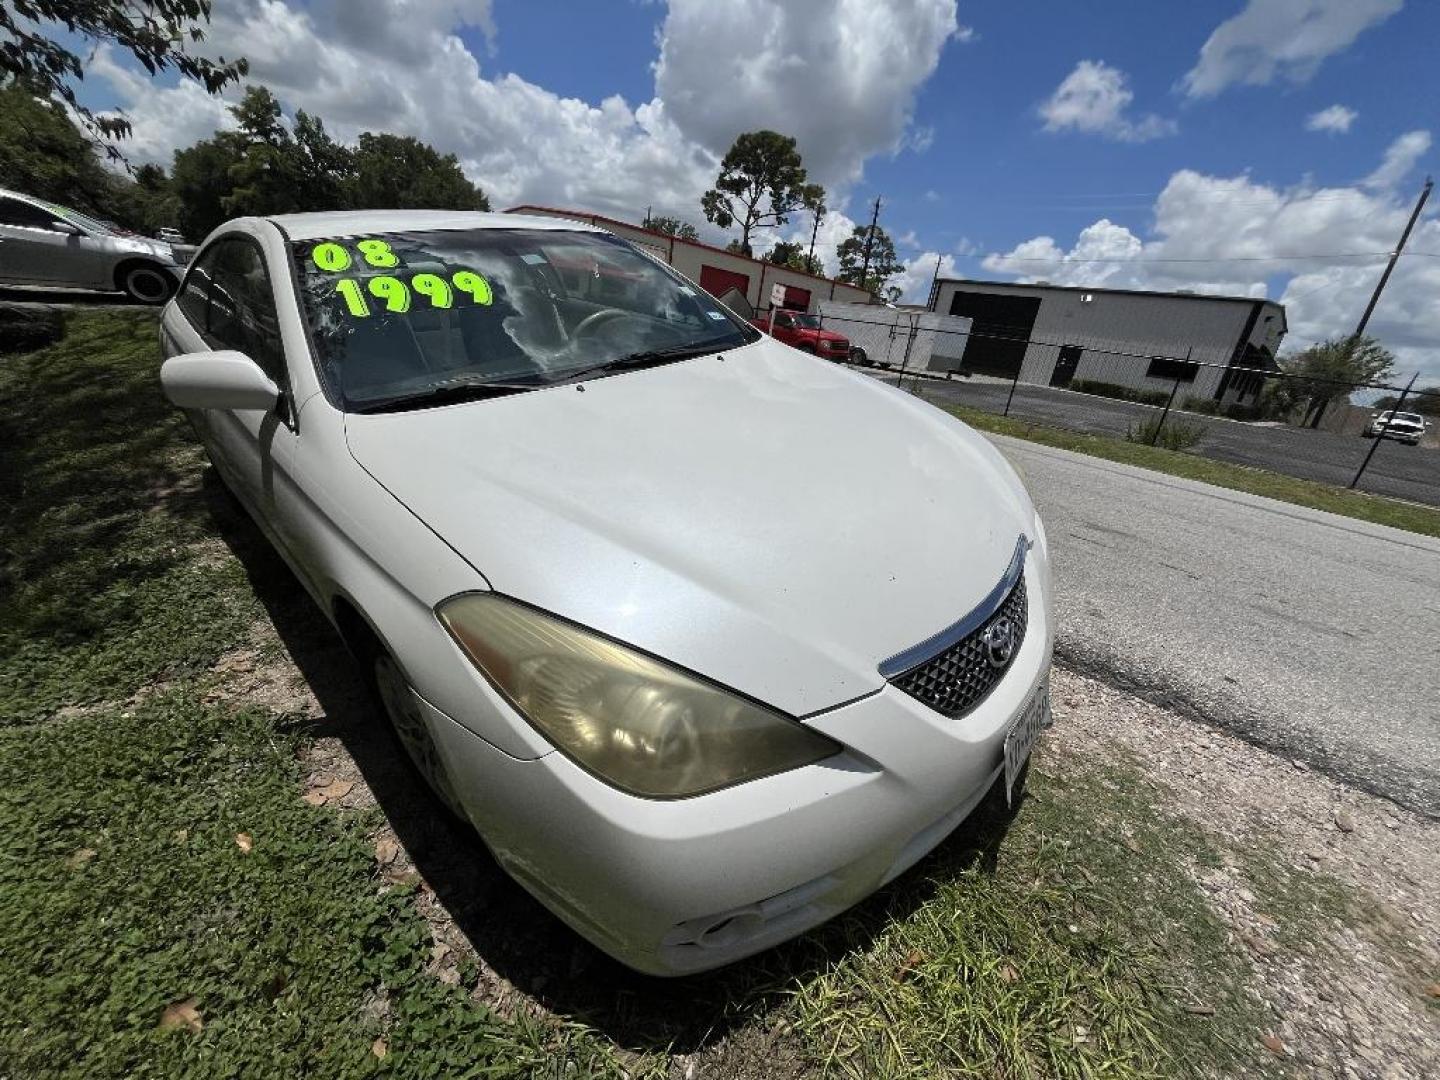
[{"x1": 437, "y1": 594, "x2": 841, "y2": 799}]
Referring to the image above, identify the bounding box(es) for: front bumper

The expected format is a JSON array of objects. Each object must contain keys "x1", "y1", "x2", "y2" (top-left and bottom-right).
[{"x1": 421, "y1": 549, "x2": 1054, "y2": 975}]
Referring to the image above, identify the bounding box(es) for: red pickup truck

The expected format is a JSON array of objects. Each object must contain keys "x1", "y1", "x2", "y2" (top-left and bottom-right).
[{"x1": 751, "y1": 310, "x2": 850, "y2": 362}]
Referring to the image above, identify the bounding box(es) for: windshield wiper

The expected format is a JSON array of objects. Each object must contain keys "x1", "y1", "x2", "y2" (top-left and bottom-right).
[
  {"x1": 552, "y1": 337, "x2": 736, "y2": 385},
  {"x1": 352, "y1": 375, "x2": 544, "y2": 414}
]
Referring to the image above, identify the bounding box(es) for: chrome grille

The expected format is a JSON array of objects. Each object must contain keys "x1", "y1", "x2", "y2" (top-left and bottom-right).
[{"x1": 888, "y1": 573, "x2": 1028, "y2": 719}]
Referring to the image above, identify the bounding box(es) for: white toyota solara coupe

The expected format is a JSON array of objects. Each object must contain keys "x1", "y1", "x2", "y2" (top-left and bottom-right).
[{"x1": 158, "y1": 210, "x2": 1053, "y2": 975}]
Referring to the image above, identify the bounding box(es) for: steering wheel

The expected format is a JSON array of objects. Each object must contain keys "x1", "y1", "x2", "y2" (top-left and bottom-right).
[{"x1": 571, "y1": 307, "x2": 634, "y2": 341}]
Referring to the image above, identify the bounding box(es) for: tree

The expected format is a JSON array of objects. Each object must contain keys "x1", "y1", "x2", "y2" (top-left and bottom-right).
[
  {"x1": 0, "y1": 1, "x2": 246, "y2": 148},
  {"x1": 347, "y1": 133, "x2": 489, "y2": 211},
  {"x1": 645, "y1": 215, "x2": 698, "y2": 241},
  {"x1": 222, "y1": 87, "x2": 307, "y2": 219},
  {"x1": 0, "y1": 80, "x2": 117, "y2": 208},
  {"x1": 0, "y1": 80, "x2": 174, "y2": 232},
  {"x1": 170, "y1": 87, "x2": 488, "y2": 235},
  {"x1": 765, "y1": 240, "x2": 823, "y2": 276},
  {"x1": 171, "y1": 132, "x2": 245, "y2": 239},
  {"x1": 291, "y1": 110, "x2": 354, "y2": 210},
  {"x1": 1267, "y1": 335, "x2": 1397, "y2": 426},
  {"x1": 1373, "y1": 388, "x2": 1440, "y2": 416},
  {"x1": 700, "y1": 130, "x2": 815, "y2": 257},
  {"x1": 836, "y1": 223, "x2": 904, "y2": 299}
]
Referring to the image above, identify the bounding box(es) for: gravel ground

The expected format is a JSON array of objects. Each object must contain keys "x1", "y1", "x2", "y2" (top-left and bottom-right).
[{"x1": 1050, "y1": 666, "x2": 1440, "y2": 1080}]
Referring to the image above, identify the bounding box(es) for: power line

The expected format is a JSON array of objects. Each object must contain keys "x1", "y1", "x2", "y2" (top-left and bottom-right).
[{"x1": 969, "y1": 251, "x2": 1395, "y2": 264}]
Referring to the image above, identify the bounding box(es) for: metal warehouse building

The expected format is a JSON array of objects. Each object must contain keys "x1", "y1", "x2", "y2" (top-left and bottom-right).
[
  {"x1": 928, "y1": 278, "x2": 1287, "y2": 406},
  {"x1": 509, "y1": 204, "x2": 875, "y2": 314}
]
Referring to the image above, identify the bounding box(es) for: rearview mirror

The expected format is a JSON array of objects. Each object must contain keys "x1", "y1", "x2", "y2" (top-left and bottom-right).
[{"x1": 161, "y1": 350, "x2": 280, "y2": 411}]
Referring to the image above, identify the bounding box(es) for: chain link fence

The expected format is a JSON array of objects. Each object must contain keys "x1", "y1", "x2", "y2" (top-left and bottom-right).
[{"x1": 814, "y1": 310, "x2": 1440, "y2": 508}]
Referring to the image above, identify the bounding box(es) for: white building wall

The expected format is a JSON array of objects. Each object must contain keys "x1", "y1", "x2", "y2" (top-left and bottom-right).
[{"x1": 931, "y1": 280, "x2": 1284, "y2": 401}]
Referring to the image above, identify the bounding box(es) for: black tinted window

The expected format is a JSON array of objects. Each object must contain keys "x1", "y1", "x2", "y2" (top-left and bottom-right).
[
  {"x1": 178, "y1": 238, "x2": 286, "y2": 385},
  {"x1": 0, "y1": 197, "x2": 64, "y2": 230},
  {"x1": 177, "y1": 247, "x2": 218, "y2": 331}
]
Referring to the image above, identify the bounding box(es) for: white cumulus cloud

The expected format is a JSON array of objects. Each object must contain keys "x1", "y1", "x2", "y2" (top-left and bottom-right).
[
  {"x1": 1362, "y1": 130, "x2": 1431, "y2": 191},
  {"x1": 1182, "y1": 0, "x2": 1403, "y2": 99},
  {"x1": 979, "y1": 134, "x2": 1440, "y2": 379},
  {"x1": 1305, "y1": 104, "x2": 1358, "y2": 134},
  {"x1": 1039, "y1": 61, "x2": 1176, "y2": 143},
  {"x1": 87, "y1": 0, "x2": 960, "y2": 231},
  {"x1": 653, "y1": 0, "x2": 958, "y2": 187}
]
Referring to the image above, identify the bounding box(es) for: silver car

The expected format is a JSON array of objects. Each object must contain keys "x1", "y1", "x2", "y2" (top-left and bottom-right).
[{"x1": 0, "y1": 187, "x2": 183, "y2": 304}]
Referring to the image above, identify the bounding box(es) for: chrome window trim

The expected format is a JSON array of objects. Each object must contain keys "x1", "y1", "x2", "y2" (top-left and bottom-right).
[{"x1": 878, "y1": 534, "x2": 1031, "y2": 680}]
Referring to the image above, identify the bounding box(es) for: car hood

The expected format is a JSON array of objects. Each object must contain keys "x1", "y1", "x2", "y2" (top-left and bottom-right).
[{"x1": 344, "y1": 338, "x2": 1033, "y2": 715}]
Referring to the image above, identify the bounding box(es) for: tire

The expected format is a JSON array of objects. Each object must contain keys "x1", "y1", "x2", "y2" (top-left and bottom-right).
[
  {"x1": 118, "y1": 261, "x2": 175, "y2": 305},
  {"x1": 370, "y1": 649, "x2": 465, "y2": 817},
  {"x1": 850, "y1": 347, "x2": 869, "y2": 367}
]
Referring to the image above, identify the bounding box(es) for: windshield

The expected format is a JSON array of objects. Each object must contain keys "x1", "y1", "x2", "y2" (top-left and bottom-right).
[
  {"x1": 41, "y1": 201, "x2": 116, "y2": 235},
  {"x1": 292, "y1": 228, "x2": 759, "y2": 410},
  {"x1": 1379, "y1": 412, "x2": 1422, "y2": 424},
  {"x1": 791, "y1": 314, "x2": 821, "y2": 329}
]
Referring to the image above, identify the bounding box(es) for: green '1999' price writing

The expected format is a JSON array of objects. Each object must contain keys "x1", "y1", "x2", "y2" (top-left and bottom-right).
[{"x1": 330, "y1": 271, "x2": 494, "y2": 318}]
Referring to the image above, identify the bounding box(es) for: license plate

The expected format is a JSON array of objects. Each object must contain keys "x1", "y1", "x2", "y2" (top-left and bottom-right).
[{"x1": 1004, "y1": 682, "x2": 1050, "y2": 805}]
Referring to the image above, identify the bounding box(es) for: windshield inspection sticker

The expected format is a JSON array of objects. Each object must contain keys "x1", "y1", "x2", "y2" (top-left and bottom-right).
[
  {"x1": 310, "y1": 239, "x2": 492, "y2": 318},
  {"x1": 705, "y1": 311, "x2": 727, "y2": 320}
]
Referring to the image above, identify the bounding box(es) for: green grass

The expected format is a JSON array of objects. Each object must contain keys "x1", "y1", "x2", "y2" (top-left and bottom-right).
[
  {"x1": 3, "y1": 310, "x2": 1378, "y2": 1077},
  {"x1": 0, "y1": 311, "x2": 258, "y2": 724},
  {"x1": 787, "y1": 758, "x2": 1278, "y2": 1079},
  {"x1": 0, "y1": 311, "x2": 642, "y2": 1078},
  {"x1": 935, "y1": 401, "x2": 1440, "y2": 539}
]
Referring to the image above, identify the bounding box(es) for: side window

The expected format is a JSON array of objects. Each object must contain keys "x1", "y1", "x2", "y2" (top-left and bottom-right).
[
  {"x1": 179, "y1": 238, "x2": 286, "y2": 386},
  {"x1": 0, "y1": 197, "x2": 66, "y2": 230},
  {"x1": 177, "y1": 246, "x2": 219, "y2": 334}
]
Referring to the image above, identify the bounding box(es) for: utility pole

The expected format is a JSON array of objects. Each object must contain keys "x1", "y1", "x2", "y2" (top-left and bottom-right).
[
  {"x1": 926, "y1": 253, "x2": 943, "y2": 310},
  {"x1": 859, "y1": 195, "x2": 882, "y2": 292},
  {"x1": 643, "y1": 205, "x2": 652, "y2": 228},
  {"x1": 806, "y1": 201, "x2": 824, "y2": 272},
  {"x1": 1354, "y1": 176, "x2": 1431, "y2": 338}
]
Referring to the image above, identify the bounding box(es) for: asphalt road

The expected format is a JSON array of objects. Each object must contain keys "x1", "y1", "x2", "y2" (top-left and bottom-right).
[
  {"x1": 895, "y1": 374, "x2": 1440, "y2": 508},
  {"x1": 989, "y1": 433, "x2": 1440, "y2": 817}
]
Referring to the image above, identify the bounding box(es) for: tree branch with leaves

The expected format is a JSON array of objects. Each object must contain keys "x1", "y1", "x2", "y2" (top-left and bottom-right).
[
  {"x1": 836, "y1": 223, "x2": 904, "y2": 301},
  {"x1": 1, "y1": 1, "x2": 247, "y2": 154}
]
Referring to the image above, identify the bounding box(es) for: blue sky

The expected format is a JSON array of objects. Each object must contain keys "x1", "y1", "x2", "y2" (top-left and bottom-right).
[
  {"x1": 473, "y1": 1, "x2": 1435, "y2": 268},
  {"x1": 67, "y1": 0, "x2": 1440, "y2": 376}
]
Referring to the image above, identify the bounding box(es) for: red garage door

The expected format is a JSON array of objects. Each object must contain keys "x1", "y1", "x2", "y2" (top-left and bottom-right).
[
  {"x1": 698, "y1": 265, "x2": 750, "y2": 302},
  {"x1": 782, "y1": 284, "x2": 811, "y2": 310}
]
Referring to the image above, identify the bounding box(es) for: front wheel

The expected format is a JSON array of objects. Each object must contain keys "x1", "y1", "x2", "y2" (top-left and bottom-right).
[
  {"x1": 850, "y1": 347, "x2": 869, "y2": 367},
  {"x1": 372, "y1": 651, "x2": 464, "y2": 817},
  {"x1": 120, "y1": 262, "x2": 175, "y2": 305}
]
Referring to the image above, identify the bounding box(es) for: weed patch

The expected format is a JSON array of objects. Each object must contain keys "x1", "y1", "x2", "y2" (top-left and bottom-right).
[{"x1": 1127, "y1": 415, "x2": 1207, "y2": 450}]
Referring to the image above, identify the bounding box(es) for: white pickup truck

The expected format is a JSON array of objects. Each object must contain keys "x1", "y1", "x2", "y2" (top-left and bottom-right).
[{"x1": 1364, "y1": 410, "x2": 1429, "y2": 445}]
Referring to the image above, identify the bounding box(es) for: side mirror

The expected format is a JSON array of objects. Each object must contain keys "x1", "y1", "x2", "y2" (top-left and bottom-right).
[
  {"x1": 161, "y1": 350, "x2": 280, "y2": 411},
  {"x1": 49, "y1": 220, "x2": 84, "y2": 236}
]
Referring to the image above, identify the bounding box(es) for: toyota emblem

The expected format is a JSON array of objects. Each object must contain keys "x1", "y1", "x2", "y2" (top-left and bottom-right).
[{"x1": 981, "y1": 616, "x2": 1017, "y2": 669}]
